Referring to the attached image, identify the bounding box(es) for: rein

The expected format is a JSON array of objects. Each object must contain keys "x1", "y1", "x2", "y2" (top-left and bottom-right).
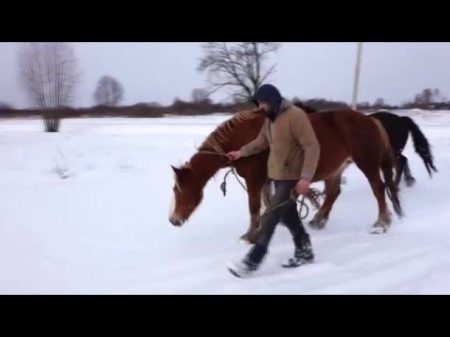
[{"x1": 196, "y1": 150, "x2": 311, "y2": 220}]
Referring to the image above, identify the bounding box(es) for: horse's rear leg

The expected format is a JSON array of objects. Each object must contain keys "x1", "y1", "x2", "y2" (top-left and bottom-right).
[
  {"x1": 369, "y1": 175, "x2": 391, "y2": 234},
  {"x1": 403, "y1": 155, "x2": 416, "y2": 187},
  {"x1": 308, "y1": 174, "x2": 341, "y2": 230},
  {"x1": 355, "y1": 162, "x2": 391, "y2": 234},
  {"x1": 395, "y1": 154, "x2": 406, "y2": 187}
]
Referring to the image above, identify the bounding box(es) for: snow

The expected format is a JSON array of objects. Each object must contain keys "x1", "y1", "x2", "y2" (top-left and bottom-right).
[{"x1": 1, "y1": 111, "x2": 449, "y2": 294}]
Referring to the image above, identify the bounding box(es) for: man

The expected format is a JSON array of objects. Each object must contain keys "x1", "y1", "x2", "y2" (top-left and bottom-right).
[{"x1": 227, "y1": 84, "x2": 321, "y2": 278}]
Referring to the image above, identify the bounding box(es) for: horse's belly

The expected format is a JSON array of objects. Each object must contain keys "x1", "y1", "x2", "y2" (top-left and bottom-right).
[{"x1": 312, "y1": 135, "x2": 350, "y2": 182}]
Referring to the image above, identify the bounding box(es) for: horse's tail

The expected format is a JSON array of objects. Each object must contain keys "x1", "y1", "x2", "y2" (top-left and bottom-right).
[
  {"x1": 402, "y1": 116, "x2": 438, "y2": 177},
  {"x1": 381, "y1": 142, "x2": 403, "y2": 218}
]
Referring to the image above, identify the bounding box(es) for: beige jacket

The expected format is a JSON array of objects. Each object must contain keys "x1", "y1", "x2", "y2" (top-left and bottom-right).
[{"x1": 240, "y1": 101, "x2": 320, "y2": 181}]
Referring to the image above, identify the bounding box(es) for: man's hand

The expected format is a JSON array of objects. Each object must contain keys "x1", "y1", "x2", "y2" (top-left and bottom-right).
[
  {"x1": 295, "y1": 179, "x2": 311, "y2": 196},
  {"x1": 227, "y1": 150, "x2": 241, "y2": 161}
]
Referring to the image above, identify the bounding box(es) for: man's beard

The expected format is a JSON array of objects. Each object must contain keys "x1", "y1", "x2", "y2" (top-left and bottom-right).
[{"x1": 265, "y1": 109, "x2": 277, "y2": 122}]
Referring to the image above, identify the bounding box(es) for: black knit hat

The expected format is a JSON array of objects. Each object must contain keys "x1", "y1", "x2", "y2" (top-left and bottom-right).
[{"x1": 252, "y1": 84, "x2": 283, "y2": 111}]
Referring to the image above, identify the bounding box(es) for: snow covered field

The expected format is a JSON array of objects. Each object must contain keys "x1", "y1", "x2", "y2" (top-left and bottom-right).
[{"x1": 1, "y1": 110, "x2": 449, "y2": 294}]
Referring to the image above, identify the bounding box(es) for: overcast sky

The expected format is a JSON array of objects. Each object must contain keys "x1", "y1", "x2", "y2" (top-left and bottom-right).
[{"x1": 1, "y1": 42, "x2": 450, "y2": 108}]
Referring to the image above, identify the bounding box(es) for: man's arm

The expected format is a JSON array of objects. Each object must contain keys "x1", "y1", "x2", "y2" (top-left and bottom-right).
[
  {"x1": 291, "y1": 110, "x2": 320, "y2": 182},
  {"x1": 239, "y1": 121, "x2": 269, "y2": 158}
]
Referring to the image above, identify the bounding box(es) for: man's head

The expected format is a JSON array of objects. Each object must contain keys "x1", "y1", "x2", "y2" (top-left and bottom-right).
[{"x1": 252, "y1": 84, "x2": 283, "y2": 120}]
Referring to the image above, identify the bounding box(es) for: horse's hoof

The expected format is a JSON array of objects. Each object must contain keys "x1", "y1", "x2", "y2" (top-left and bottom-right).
[
  {"x1": 308, "y1": 217, "x2": 327, "y2": 230},
  {"x1": 239, "y1": 233, "x2": 256, "y2": 244},
  {"x1": 405, "y1": 177, "x2": 416, "y2": 187},
  {"x1": 370, "y1": 226, "x2": 387, "y2": 234},
  {"x1": 239, "y1": 239, "x2": 251, "y2": 245}
]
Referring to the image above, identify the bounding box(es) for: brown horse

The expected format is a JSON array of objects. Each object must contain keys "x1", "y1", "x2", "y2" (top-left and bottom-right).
[{"x1": 169, "y1": 108, "x2": 403, "y2": 241}]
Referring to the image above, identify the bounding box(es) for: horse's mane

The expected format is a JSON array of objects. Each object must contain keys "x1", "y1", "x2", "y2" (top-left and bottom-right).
[
  {"x1": 293, "y1": 101, "x2": 318, "y2": 113},
  {"x1": 197, "y1": 103, "x2": 318, "y2": 154},
  {"x1": 198, "y1": 110, "x2": 259, "y2": 153}
]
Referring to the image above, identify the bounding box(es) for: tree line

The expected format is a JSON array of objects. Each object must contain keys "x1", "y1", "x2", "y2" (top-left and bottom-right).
[{"x1": 2, "y1": 42, "x2": 449, "y2": 132}]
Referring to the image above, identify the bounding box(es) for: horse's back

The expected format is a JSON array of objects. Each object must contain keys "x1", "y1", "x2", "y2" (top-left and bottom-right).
[
  {"x1": 308, "y1": 109, "x2": 359, "y2": 180},
  {"x1": 369, "y1": 111, "x2": 409, "y2": 152},
  {"x1": 309, "y1": 109, "x2": 374, "y2": 142},
  {"x1": 308, "y1": 109, "x2": 386, "y2": 181}
]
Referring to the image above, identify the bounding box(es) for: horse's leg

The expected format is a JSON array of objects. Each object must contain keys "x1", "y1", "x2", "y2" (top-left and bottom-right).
[
  {"x1": 240, "y1": 176, "x2": 265, "y2": 244},
  {"x1": 305, "y1": 187, "x2": 323, "y2": 210},
  {"x1": 339, "y1": 159, "x2": 353, "y2": 186},
  {"x1": 395, "y1": 154, "x2": 405, "y2": 187},
  {"x1": 369, "y1": 174, "x2": 391, "y2": 234},
  {"x1": 395, "y1": 154, "x2": 406, "y2": 187},
  {"x1": 403, "y1": 155, "x2": 416, "y2": 187},
  {"x1": 354, "y1": 160, "x2": 391, "y2": 234},
  {"x1": 234, "y1": 154, "x2": 268, "y2": 244},
  {"x1": 308, "y1": 174, "x2": 342, "y2": 230}
]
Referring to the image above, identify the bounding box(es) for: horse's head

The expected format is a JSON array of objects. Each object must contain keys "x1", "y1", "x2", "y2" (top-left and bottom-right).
[
  {"x1": 169, "y1": 164, "x2": 204, "y2": 227},
  {"x1": 168, "y1": 108, "x2": 263, "y2": 227}
]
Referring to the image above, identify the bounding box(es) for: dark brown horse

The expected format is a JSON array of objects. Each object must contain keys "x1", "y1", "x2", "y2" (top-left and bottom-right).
[
  {"x1": 369, "y1": 111, "x2": 438, "y2": 188},
  {"x1": 169, "y1": 108, "x2": 403, "y2": 241},
  {"x1": 295, "y1": 103, "x2": 438, "y2": 189}
]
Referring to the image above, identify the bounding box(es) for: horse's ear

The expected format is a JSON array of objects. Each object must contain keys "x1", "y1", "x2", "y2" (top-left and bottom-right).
[{"x1": 171, "y1": 165, "x2": 180, "y2": 176}]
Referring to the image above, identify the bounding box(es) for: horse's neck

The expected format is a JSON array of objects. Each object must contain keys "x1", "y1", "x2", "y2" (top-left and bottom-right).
[
  {"x1": 187, "y1": 114, "x2": 264, "y2": 186},
  {"x1": 189, "y1": 152, "x2": 226, "y2": 186}
]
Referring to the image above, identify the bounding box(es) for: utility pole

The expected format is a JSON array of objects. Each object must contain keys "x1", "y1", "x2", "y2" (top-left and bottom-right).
[{"x1": 352, "y1": 42, "x2": 363, "y2": 110}]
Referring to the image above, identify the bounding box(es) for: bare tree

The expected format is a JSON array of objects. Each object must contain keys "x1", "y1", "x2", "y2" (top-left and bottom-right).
[
  {"x1": 18, "y1": 43, "x2": 78, "y2": 132},
  {"x1": 433, "y1": 88, "x2": 441, "y2": 99},
  {"x1": 147, "y1": 101, "x2": 162, "y2": 108},
  {"x1": 191, "y1": 88, "x2": 211, "y2": 103},
  {"x1": 94, "y1": 75, "x2": 124, "y2": 107},
  {"x1": 358, "y1": 101, "x2": 371, "y2": 109},
  {"x1": 432, "y1": 88, "x2": 447, "y2": 102},
  {"x1": 198, "y1": 42, "x2": 281, "y2": 102},
  {"x1": 411, "y1": 88, "x2": 442, "y2": 107},
  {"x1": 417, "y1": 89, "x2": 433, "y2": 105},
  {"x1": 374, "y1": 98, "x2": 385, "y2": 107},
  {"x1": 0, "y1": 101, "x2": 13, "y2": 110}
]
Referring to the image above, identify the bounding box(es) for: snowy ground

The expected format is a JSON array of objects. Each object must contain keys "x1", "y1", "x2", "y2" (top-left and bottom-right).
[{"x1": 1, "y1": 110, "x2": 449, "y2": 294}]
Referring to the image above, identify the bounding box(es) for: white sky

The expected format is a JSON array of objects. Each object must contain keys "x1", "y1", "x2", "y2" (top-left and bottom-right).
[{"x1": 1, "y1": 42, "x2": 450, "y2": 108}]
